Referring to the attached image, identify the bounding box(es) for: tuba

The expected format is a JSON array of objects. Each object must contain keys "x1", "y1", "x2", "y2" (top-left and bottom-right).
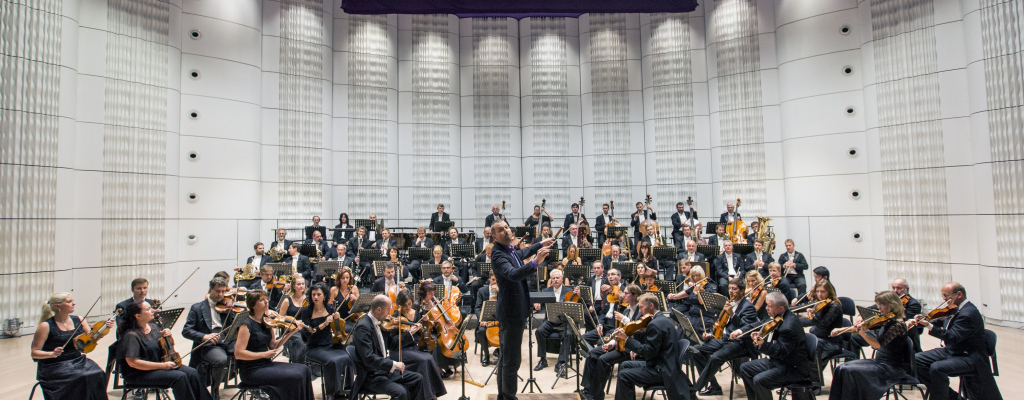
[{"x1": 754, "y1": 216, "x2": 776, "y2": 253}]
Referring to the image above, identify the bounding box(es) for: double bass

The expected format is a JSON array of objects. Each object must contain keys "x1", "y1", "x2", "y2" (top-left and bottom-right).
[
  {"x1": 602, "y1": 200, "x2": 621, "y2": 256},
  {"x1": 726, "y1": 198, "x2": 748, "y2": 244}
]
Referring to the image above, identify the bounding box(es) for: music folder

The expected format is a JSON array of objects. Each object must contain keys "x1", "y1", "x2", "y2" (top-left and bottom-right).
[{"x1": 529, "y1": 291, "x2": 557, "y2": 304}]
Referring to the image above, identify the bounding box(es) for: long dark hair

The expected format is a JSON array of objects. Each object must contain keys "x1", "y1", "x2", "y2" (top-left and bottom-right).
[
  {"x1": 118, "y1": 300, "x2": 146, "y2": 338},
  {"x1": 308, "y1": 282, "x2": 329, "y2": 308},
  {"x1": 339, "y1": 213, "x2": 350, "y2": 225}
]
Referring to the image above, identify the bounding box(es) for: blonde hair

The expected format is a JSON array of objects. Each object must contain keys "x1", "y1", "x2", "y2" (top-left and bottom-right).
[
  {"x1": 767, "y1": 262, "x2": 782, "y2": 272},
  {"x1": 690, "y1": 265, "x2": 706, "y2": 280},
  {"x1": 40, "y1": 292, "x2": 72, "y2": 323}
]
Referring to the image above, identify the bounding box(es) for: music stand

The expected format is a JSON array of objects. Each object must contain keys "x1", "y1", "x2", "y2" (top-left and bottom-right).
[
  {"x1": 706, "y1": 222, "x2": 726, "y2": 235},
  {"x1": 357, "y1": 249, "x2": 381, "y2": 281},
  {"x1": 298, "y1": 243, "x2": 319, "y2": 259},
  {"x1": 316, "y1": 261, "x2": 343, "y2": 283},
  {"x1": 696, "y1": 245, "x2": 720, "y2": 261},
  {"x1": 373, "y1": 261, "x2": 396, "y2": 277},
  {"x1": 434, "y1": 220, "x2": 454, "y2": 233},
  {"x1": 606, "y1": 226, "x2": 629, "y2": 240},
  {"x1": 409, "y1": 248, "x2": 432, "y2": 261},
  {"x1": 451, "y1": 243, "x2": 476, "y2": 260},
  {"x1": 698, "y1": 292, "x2": 728, "y2": 314},
  {"x1": 514, "y1": 226, "x2": 534, "y2": 241},
  {"x1": 267, "y1": 262, "x2": 294, "y2": 278},
  {"x1": 155, "y1": 308, "x2": 185, "y2": 329},
  {"x1": 656, "y1": 280, "x2": 677, "y2": 296},
  {"x1": 671, "y1": 308, "x2": 702, "y2": 346},
  {"x1": 349, "y1": 294, "x2": 377, "y2": 315},
  {"x1": 542, "y1": 248, "x2": 558, "y2": 264},
  {"x1": 478, "y1": 262, "x2": 492, "y2": 279},
  {"x1": 579, "y1": 248, "x2": 601, "y2": 264},
  {"x1": 613, "y1": 262, "x2": 639, "y2": 283},
  {"x1": 421, "y1": 264, "x2": 442, "y2": 280},
  {"x1": 220, "y1": 310, "x2": 249, "y2": 344},
  {"x1": 434, "y1": 284, "x2": 448, "y2": 302},
  {"x1": 732, "y1": 243, "x2": 754, "y2": 256},
  {"x1": 647, "y1": 291, "x2": 668, "y2": 311},
  {"x1": 857, "y1": 306, "x2": 881, "y2": 320},
  {"x1": 564, "y1": 264, "x2": 592, "y2": 285},
  {"x1": 653, "y1": 246, "x2": 676, "y2": 261},
  {"x1": 451, "y1": 313, "x2": 477, "y2": 400},
  {"x1": 523, "y1": 291, "x2": 558, "y2": 393},
  {"x1": 545, "y1": 302, "x2": 586, "y2": 389}
]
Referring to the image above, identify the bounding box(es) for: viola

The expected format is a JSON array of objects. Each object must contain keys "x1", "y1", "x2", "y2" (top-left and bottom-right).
[
  {"x1": 604, "y1": 314, "x2": 653, "y2": 352},
  {"x1": 214, "y1": 300, "x2": 246, "y2": 314},
  {"x1": 757, "y1": 316, "x2": 783, "y2": 338},
  {"x1": 267, "y1": 278, "x2": 288, "y2": 290},
  {"x1": 914, "y1": 301, "x2": 957, "y2": 325},
  {"x1": 154, "y1": 313, "x2": 182, "y2": 367},
  {"x1": 73, "y1": 308, "x2": 122, "y2": 353},
  {"x1": 418, "y1": 318, "x2": 438, "y2": 351},
  {"x1": 380, "y1": 316, "x2": 417, "y2": 332},
  {"x1": 900, "y1": 293, "x2": 910, "y2": 305},
  {"x1": 712, "y1": 302, "x2": 733, "y2": 340},
  {"x1": 564, "y1": 288, "x2": 581, "y2": 303}
]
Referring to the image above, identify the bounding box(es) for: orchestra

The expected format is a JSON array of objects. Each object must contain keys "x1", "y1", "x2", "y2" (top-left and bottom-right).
[{"x1": 28, "y1": 200, "x2": 1006, "y2": 400}]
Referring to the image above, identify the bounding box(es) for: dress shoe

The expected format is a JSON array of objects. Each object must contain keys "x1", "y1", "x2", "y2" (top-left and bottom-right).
[
  {"x1": 534, "y1": 359, "x2": 548, "y2": 371},
  {"x1": 492, "y1": 348, "x2": 500, "y2": 357},
  {"x1": 481, "y1": 355, "x2": 491, "y2": 367},
  {"x1": 441, "y1": 368, "x2": 454, "y2": 379},
  {"x1": 698, "y1": 387, "x2": 723, "y2": 396}
]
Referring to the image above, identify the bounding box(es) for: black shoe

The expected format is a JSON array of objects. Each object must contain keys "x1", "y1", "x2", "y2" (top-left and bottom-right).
[
  {"x1": 481, "y1": 356, "x2": 491, "y2": 367},
  {"x1": 698, "y1": 387, "x2": 723, "y2": 396},
  {"x1": 534, "y1": 359, "x2": 548, "y2": 371},
  {"x1": 493, "y1": 348, "x2": 500, "y2": 357},
  {"x1": 441, "y1": 368, "x2": 454, "y2": 379},
  {"x1": 557, "y1": 368, "x2": 568, "y2": 379}
]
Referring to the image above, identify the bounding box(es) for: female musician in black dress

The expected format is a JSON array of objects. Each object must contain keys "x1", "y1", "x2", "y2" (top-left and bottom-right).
[
  {"x1": 235, "y1": 289, "x2": 314, "y2": 400},
  {"x1": 330, "y1": 267, "x2": 359, "y2": 320},
  {"x1": 636, "y1": 241, "x2": 657, "y2": 272},
  {"x1": 828, "y1": 291, "x2": 910, "y2": 400},
  {"x1": 744, "y1": 270, "x2": 768, "y2": 319},
  {"x1": 118, "y1": 301, "x2": 212, "y2": 400},
  {"x1": 299, "y1": 282, "x2": 353, "y2": 400},
  {"x1": 279, "y1": 275, "x2": 308, "y2": 363},
  {"x1": 670, "y1": 265, "x2": 717, "y2": 337},
  {"x1": 386, "y1": 290, "x2": 447, "y2": 400},
  {"x1": 30, "y1": 292, "x2": 108, "y2": 400},
  {"x1": 804, "y1": 279, "x2": 844, "y2": 370}
]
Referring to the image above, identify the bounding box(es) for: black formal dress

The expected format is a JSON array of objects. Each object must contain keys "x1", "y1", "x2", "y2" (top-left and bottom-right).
[
  {"x1": 829, "y1": 319, "x2": 909, "y2": 400},
  {"x1": 350, "y1": 314, "x2": 425, "y2": 400},
  {"x1": 384, "y1": 309, "x2": 446, "y2": 400},
  {"x1": 491, "y1": 241, "x2": 544, "y2": 400},
  {"x1": 690, "y1": 297, "x2": 759, "y2": 392},
  {"x1": 118, "y1": 322, "x2": 212, "y2": 400},
  {"x1": 34, "y1": 316, "x2": 107, "y2": 400},
  {"x1": 739, "y1": 310, "x2": 815, "y2": 400},
  {"x1": 280, "y1": 297, "x2": 306, "y2": 363},
  {"x1": 915, "y1": 301, "x2": 1001, "y2": 400},
  {"x1": 672, "y1": 282, "x2": 718, "y2": 338},
  {"x1": 236, "y1": 317, "x2": 314, "y2": 400},
  {"x1": 298, "y1": 304, "x2": 353, "y2": 397},
  {"x1": 808, "y1": 301, "x2": 844, "y2": 371},
  {"x1": 615, "y1": 312, "x2": 688, "y2": 400}
]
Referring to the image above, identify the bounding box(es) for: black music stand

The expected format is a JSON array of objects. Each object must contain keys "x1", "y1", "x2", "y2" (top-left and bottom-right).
[
  {"x1": 613, "y1": 261, "x2": 639, "y2": 283},
  {"x1": 564, "y1": 264, "x2": 591, "y2": 285},
  {"x1": 606, "y1": 226, "x2": 629, "y2": 240},
  {"x1": 434, "y1": 220, "x2": 455, "y2": 233},
  {"x1": 696, "y1": 245, "x2": 720, "y2": 261},
  {"x1": 542, "y1": 248, "x2": 558, "y2": 264},
  {"x1": 705, "y1": 222, "x2": 725, "y2": 235},
  {"x1": 409, "y1": 248, "x2": 432, "y2": 261},
  {"x1": 514, "y1": 226, "x2": 534, "y2": 241},
  {"x1": 155, "y1": 308, "x2": 185, "y2": 329},
  {"x1": 857, "y1": 306, "x2": 881, "y2": 320},
  {"x1": 316, "y1": 261, "x2": 343, "y2": 284},
  {"x1": 733, "y1": 243, "x2": 754, "y2": 256},
  {"x1": 653, "y1": 246, "x2": 675, "y2": 260},
  {"x1": 452, "y1": 314, "x2": 477, "y2": 400},
  {"x1": 372, "y1": 261, "x2": 396, "y2": 277},
  {"x1": 349, "y1": 294, "x2": 377, "y2": 316},
  {"x1": 267, "y1": 262, "x2": 294, "y2": 279},
  {"x1": 434, "y1": 284, "x2": 448, "y2": 303},
  {"x1": 546, "y1": 302, "x2": 587, "y2": 390},
  {"x1": 305, "y1": 225, "x2": 327, "y2": 241},
  {"x1": 220, "y1": 310, "x2": 249, "y2": 344},
  {"x1": 357, "y1": 249, "x2": 381, "y2": 282},
  {"x1": 524, "y1": 291, "x2": 557, "y2": 393},
  {"x1": 478, "y1": 262, "x2": 492, "y2": 279},
  {"x1": 698, "y1": 291, "x2": 728, "y2": 314},
  {"x1": 656, "y1": 280, "x2": 677, "y2": 297},
  {"x1": 451, "y1": 243, "x2": 476, "y2": 260},
  {"x1": 579, "y1": 248, "x2": 601, "y2": 264},
  {"x1": 647, "y1": 291, "x2": 668, "y2": 311},
  {"x1": 577, "y1": 286, "x2": 601, "y2": 329},
  {"x1": 299, "y1": 243, "x2": 319, "y2": 259},
  {"x1": 421, "y1": 264, "x2": 442, "y2": 280},
  {"x1": 671, "y1": 308, "x2": 702, "y2": 346}
]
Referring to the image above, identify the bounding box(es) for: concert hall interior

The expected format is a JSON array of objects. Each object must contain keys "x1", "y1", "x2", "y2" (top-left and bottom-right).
[{"x1": 1, "y1": 0, "x2": 1020, "y2": 399}]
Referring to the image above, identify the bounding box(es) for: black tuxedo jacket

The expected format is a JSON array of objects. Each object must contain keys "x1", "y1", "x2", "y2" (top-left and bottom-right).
[
  {"x1": 492, "y1": 241, "x2": 544, "y2": 323},
  {"x1": 714, "y1": 252, "x2": 745, "y2": 281},
  {"x1": 676, "y1": 249, "x2": 706, "y2": 264},
  {"x1": 727, "y1": 297, "x2": 759, "y2": 333},
  {"x1": 246, "y1": 254, "x2": 271, "y2": 268},
  {"x1": 350, "y1": 315, "x2": 396, "y2": 397},
  {"x1": 927, "y1": 301, "x2": 1000, "y2": 397},
  {"x1": 769, "y1": 277, "x2": 796, "y2": 302},
  {"x1": 474, "y1": 285, "x2": 493, "y2": 314},
  {"x1": 745, "y1": 251, "x2": 774, "y2": 275},
  {"x1": 305, "y1": 239, "x2": 330, "y2": 256},
  {"x1": 630, "y1": 210, "x2": 656, "y2": 236},
  {"x1": 602, "y1": 254, "x2": 627, "y2": 271},
  {"x1": 707, "y1": 235, "x2": 728, "y2": 247},
  {"x1": 484, "y1": 213, "x2": 504, "y2": 227},
  {"x1": 282, "y1": 253, "x2": 314, "y2": 282},
  {"x1": 745, "y1": 232, "x2": 757, "y2": 244},
  {"x1": 753, "y1": 310, "x2": 814, "y2": 380},
  {"x1": 433, "y1": 274, "x2": 468, "y2": 296},
  {"x1": 624, "y1": 313, "x2": 688, "y2": 399},
  {"x1": 408, "y1": 237, "x2": 434, "y2": 250},
  {"x1": 777, "y1": 251, "x2": 809, "y2": 274},
  {"x1": 429, "y1": 212, "x2": 450, "y2": 232},
  {"x1": 442, "y1": 238, "x2": 469, "y2": 259},
  {"x1": 370, "y1": 277, "x2": 401, "y2": 293},
  {"x1": 670, "y1": 211, "x2": 698, "y2": 234},
  {"x1": 562, "y1": 213, "x2": 586, "y2": 233},
  {"x1": 248, "y1": 279, "x2": 284, "y2": 309},
  {"x1": 561, "y1": 235, "x2": 585, "y2": 250},
  {"x1": 333, "y1": 223, "x2": 354, "y2": 242},
  {"x1": 323, "y1": 247, "x2": 354, "y2": 264},
  {"x1": 475, "y1": 238, "x2": 494, "y2": 254},
  {"x1": 181, "y1": 300, "x2": 237, "y2": 368},
  {"x1": 719, "y1": 212, "x2": 742, "y2": 223},
  {"x1": 347, "y1": 236, "x2": 374, "y2": 257},
  {"x1": 370, "y1": 238, "x2": 397, "y2": 252},
  {"x1": 269, "y1": 239, "x2": 292, "y2": 253}
]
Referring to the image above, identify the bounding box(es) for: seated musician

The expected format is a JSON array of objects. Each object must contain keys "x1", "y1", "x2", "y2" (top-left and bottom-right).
[
  {"x1": 579, "y1": 284, "x2": 643, "y2": 400},
  {"x1": 744, "y1": 270, "x2": 768, "y2": 319},
  {"x1": 714, "y1": 239, "x2": 745, "y2": 295},
  {"x1": 443, "y1": 227, "x2": 477, "y2": 294},
  {"x1": 635, "y1": 241, "x2": 657, "y2": 277},
  {"x1": 305, "y1": 230, "x2": 330, "y2": 258},
  {"x1": 801, "y1": 280, "x2": 843, "y2": 374},
  {"x1": 334, "y1": 213, "x2": 353, "y2": 243},
  {"x1": 583, "y1": 260, "x2": 608, "y2": 320},
  {"x1": 667, "y1": 265, "x2": 717, "y2": 337},
  {"x1": 475, "y1": 242, "x2": 494, "y2": 264},
  {"x1": 602, "y1": 245, "x2": 627, "y2": 271},
  {"x1": 283, "y1": 243, "x2": 314, "y2": 283},
  {"x1": 387, "y1": 290, "x2": 446, "y2": 400},
  {"x1": 299, "y1": 282, "x2": 353, "y2": 400},
  {"x1": 31, "y1": 292, "x2": 109, "y2": 400},
  {"x1": 638, "y1": 269, "x2": 659, "y2": 292},
  {"x1": 673, "y1": 260, "x2": 693, "y2": 288},
  {"x1": 739, "y1": 291, "x2": 815, "y2": 400},
  {"x1": 560, "y1": 244, "x2": 583, "y2": 271},
  {"x1": 613, "y1": 293, "x2": 689, "y2": 400},
  {"x1": 432, "y1": 261, "x2": 467, "y2": 305},
  {"x1": 183, "y1": 277, "x2": 238, "y2": 392},
  {"x1": 689, "y1": 277, "x2": 759, "y2": 396},
  {"x1": 270, "y1": 228, "x2": 291, "y2": 256},
  {"x1": 533, "y1": 268, "x2": 579, "y2": 374},
  {"x1": 117, "y1": 301, "x2": 211, "y2": 400},
  {"x1": 475, "y1": 226, "x2": 493, "y2": 253},
  {"x1": 853, "y1": 278, "x2": 923, "y2": 351},
  {"x1": 429, "y1": 203, "x2": 450, "y2": 232},
  {"x1": 579, "y1": 220, "x2": 594, "y2": 248},
  {"x1": 329, "y1": 268, "x2": 360, "y2": 324},
  {"x1": 407, "y1": 227, "x2": 435, "y2": 282},
  {"x1": 485, "y1": 204, "x2": 505, "y2": 228},
  {"x1": 778, "y1": 239, "x2": 810, "y2": 298},
  {"x1": 745, "y1": 239, "x2": 773, "y2": 277},
  {"x1": 371, "y1": 262, "x2": 406, "y2": 294},
  {"x1": 249, "y1": 265, "x2": 285, "y2": 310},
  {"x1": 475, "y1": 275, "x2": 499, "y2": 366},
  {"x1": 792, "y1": 266, "x2": 830, "y2": 307},
  {"x1": 115, "y1": 278, "x2": 159, "y2": 335},
  {"x1": 348, "y1": 226, "x2": 374, "y2": 258},
  {"x1": 325, "y1": 243, "x2": 355, "y2": 269},
  {"x1": 707, "y1": 224, "x2": 728, "y2": 246},
  {"x1": 373, "y1": 229, "x2": 398, "y2": 278},
  {"x1": 386, "y1": 247, "x2": 411, "y2": 281},
  {"x1": 913, "y1": 282, "x2": 1002, "y2": 400},
  {"x1": 676, "y1": 239, "x2": 705, "y2": 264},
  {"x1": 415, "y1": 281, "x2": 456, "y2": 378},
  {"x1": 828, "y1": 290, "x2": 909, "y2": 400},
  {"x1": 234, "y1": 289, "x2": 313, "y2": 400},
  {"x1": 764, "y1": 262, "x2": 796, "y2": 304},
  {"x1": 279, "y1": 275, "x2": 308, "y2": 363},
  {"x1": 640, "y1": 224, "x2": 663, "y2": 248},
  {"x1": 582, "y1": 267, "x2": 626, "y2": 347},
  {"x1": 350, "y1": 295, "x2": 424, "y2": 400},
  {"x1": 422, "y1": 245, "x2": 445, "y2": 281}
]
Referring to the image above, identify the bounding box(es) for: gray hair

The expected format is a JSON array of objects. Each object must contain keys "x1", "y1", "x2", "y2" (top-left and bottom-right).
[{"x1": 766, "y1": 292, "x2": 789, "y2": 309}]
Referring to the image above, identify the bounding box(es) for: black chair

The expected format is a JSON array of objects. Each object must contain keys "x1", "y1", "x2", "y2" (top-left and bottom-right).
[
  {"x1": 305, "y1": 359, "x2": 328, "y2": 399},
  {"x1": 119, "y1": 384, "x2": 172, "y2": 400},
  {"x1": 883, "y1": 336, "x2": 925, "y2": 400},
  {"x1": 838, "y1": 297, "x2": 856, "y2": 323},
  {"x1": 27, "y1": 382, "x2": 41, "y2": 400},
  {"x1": 639, "y1": 339, "x2": 690, "y2": 400},
  {"x1": 227, "y1": 382, "x2": 266, "y2": 400},
  {"x1": 951, "y1": 328, "x2": 998, "y2": 398},
  {"x1": 778, "y1": 333, "x2": 820, "y2": 399},
  {"x1": 345, "y1": 346, "x2": 388, "y2": 400}
]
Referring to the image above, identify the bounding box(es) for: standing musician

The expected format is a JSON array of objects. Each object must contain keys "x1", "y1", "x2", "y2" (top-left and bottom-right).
[
  {"x1": 490, "y1": 220, "x2": 554, "y2": 400},
  {"x1": 329, "y1": 267, "x2": 360, "y2": 321},
  {"x1": 475, "y1": 275, "x2": 500, "y2": 366},
  {"x1": 306, "y1": 230, "x2": 330, "y2": 258},
  {"x1": 299, "y1": 282, "x2": 354, "y2": 400},
  {"x1": 117, "y1": 301, "x2": 211, "y2": 400},
  {"x1": 429, "y1": 204, "x2": 450, "y2": 232},
  {"x1": 719, "y1": 202, "x2": 741, "y2": 224},
  {"x1": 532, "y1": 269, "x2": 579, "y2": 375},
  {"x1": 183, "y1": 278, "x2": 238, "y2": 392},
  {"x1": 475, "y1": 226, "x2": 493, "y2": 253},
  {"x1": 707, "y1": 224, "x2": 728, "y2": 246},
  {"x1": 367, "y1": 214, "x2": 381, "y2": 241},
  {"x1": 668, "y1": 265, "x2": 717, "y2": 338},
  {"x1": 246, "y1": 243, "x2": 272, "y2": 270},
  {"x1": 563, "y1": 202, "x2": 586, "y2": 233},
  {"x1": 308, "y1": 216, "x2": 325, "y2": 240},
  {"x1": 689, "y1": 277, "x2": 758, "y2": 396},
  {"x1": 803, "y1": 280, "x2": 843, "y2": 375},
  {"x1": 270, "y1": 228, "x2": 292, "y2": 256},
  {"x1": 912, "y1": 282, "x2": 1002, "y2": 400},
  {"x1": 371, "y1": 263, "x2": 405, "y2": 294},
  {"x1": 284, "y1": 243, "x2": 314, "y2": 283},
  {"x1": 334, "y1": 213, "x2": 354, "y2": 243},
  {"x1": 583, "y1": 260, "x2": 608, "y2": 317},
  {"x1": 777, "y1": 239, "x2": 810, "y2": 298},
  {"x1": 629, "y1": 201, "x2": 656, "y2": 245},
  {"x1": 250, "y1": 265, "x2": 285, "y2": 310},
  {"x1": 676, "y1": 239, "x2": 706, "y2": 264},
  {"x1": 31, "y1": 292, "x2": 110, "y2": 400},
  {"x1": 739, "y1": 291, "x2": 815, "y2": 400},
  {"x1": 595, "y1": 203, "x2": 614, "y2": 248},
  {"x1": 279, "y1": 275, "x2": 308, "y2": 364},
  {"x1": 485, "y1": 204, "x2": 506, "y2": 227},
  {"x1": 671, "y1": 201, "x2": 699, "y2": 250},
  {"x1": 387, "y1": 290, "x2": 446, "y2": 400},
  {"x1": 828, "y1": 291, "x2": 910, "y2": 400},
  {"x1": 407, "y1": 227, "x2": 435, "y2": 282},
  {"x1": 523, "y1": 205, "x2": 554, "y2": 231},
  {"x1": 234, "y1": 290, "x2": 314, "y2": 400},
  {"x1": 579, "y1": 284, "x2": 643, "y2": 400},
  {"x1": 350, "y1": 295, "x2": 424, "y2": 400},
  {"x1": 745, "y1": 239, "x2": 773, "y2": 277},
  {"x1": 115, "y1": 278, "x2": 158, "y2": 334},
  {"x1": 612, "y1": 293, "x2": 689, "y2": 400},
  {"x1": 714, "y1": 239, "x2": 745, "y2": 295},
  {"x1": 602, "y1": 245, "x2": 626, "y2": 271}
]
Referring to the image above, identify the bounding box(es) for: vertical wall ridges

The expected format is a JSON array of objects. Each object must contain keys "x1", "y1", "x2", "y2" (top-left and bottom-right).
[
  {"x1": 587, "y1": 13, "x2": 636, "y2": 208},
  {"x1": 525, "y1": 17, "x2": 574, "y2": 211},
  {"x1": 0, "y1": 0, "x2": 60, "y2": 323}
]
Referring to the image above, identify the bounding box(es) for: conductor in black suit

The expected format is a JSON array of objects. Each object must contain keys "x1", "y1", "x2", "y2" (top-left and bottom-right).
[
  {"x1": 739, "y1": 291, "x2": 815, "y2": 400},
  {"x1": 913, "y1": 282, "x2": 1002, "y2": 400},
  {"x1": 283, "y1": 243, "x2": 314, "y2": 283},
  {"x1": 490, "y1": 220, "x2": 554, "y2": 400},
  {"x1": 613, "y1": 293, "x2": 689, "y2": 400},
  {"x1": 182, "y1": 277, "x2": 237, "y2": 393},
  {"x1": 350, "y1": 295, "x2": 424, "y2": 400},
  {"x1": 485, "y1": 204, "x2": 505, "y2": 228},
  {"x1": 428, "y1": 203, "x2": 450, "y2": 232}
]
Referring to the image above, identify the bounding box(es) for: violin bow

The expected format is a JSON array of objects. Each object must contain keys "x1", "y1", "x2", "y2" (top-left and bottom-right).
[
  {"x1": 159, "y1": 267, "x2": 201, "y2": 306},
  {"x1": 60, "y1": 295, "x2": 102, "y2": 350}
]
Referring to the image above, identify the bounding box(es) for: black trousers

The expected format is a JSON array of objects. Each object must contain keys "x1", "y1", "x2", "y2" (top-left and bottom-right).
[
  {"x1": 690, "y1": 339, "x2": 749, "y2": 391},
  {"x1": 787, "y1": 273, "x2": 807, "y2": 298},
  {"x1": 581, "y1": 346, "x2": 629, "y2": 400},
  {"x1": 740, "y1": 359, "x2": 809, "y2": 400},
  {"x1": 916, "y1": 347, "x2": 1002, "y2": 400},
  {"x1": 199, "y1": 344, "x2": 230, "y2": 391},
  {"x1": 615, "y1": 360, "x2": 665, "y2": 400},
  {"x1": 363, "y1": 370, "x2": 424, "y2": 400},
  {"x1": 125, "y1": 366, "x2": 212, "y2": 400},
  {"x1": 535, "y1": 320, "x2": 565, "y2": 362},
  {"x1": 497, "y1": 317, "x2": 527, "y2": 400}
]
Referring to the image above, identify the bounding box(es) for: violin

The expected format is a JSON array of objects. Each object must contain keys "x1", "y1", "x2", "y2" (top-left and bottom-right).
[
  {"x1": 740, "y1": 315, "x2": 783, "y2": 338},
  {"x1": 267, "y1": 278, "x2": 288, "y2": 290},
  {"x1": 910, "y1": 300, "x2": 958, "y2": 327},
  {"x1": 214, "y1": 299, "x2": 247, "y2": 314},
  {"x1": 832, "y1": 312, "x2": 896, "y2": 336},
  {"x1": 154, "y1": 313, "x2": 182, "y2": 367},
  {"x1": 262, "y1": 310, "x2": 300, "y2": 331},
  {"x1": 712, "y1": 302, "x2": 733, "y2": 340},
  {"x1": 380, "y1": 316, "x2": 416, "y2": 332},
  {"x1": 73, "y1": 308, "x2": 122, "y2": 354},
  {"x1": 603, "y1": 313, "x2": 653, "y2": 352},
  {"x1": 564, "y1": 288, "x2": 581, "y2": 303},
  {"x1": 746, "y1": 285, "x2": 765, "y2": 303},
  {"x1": 900, "y1": 293, "x2": 910, "y2": 305}
]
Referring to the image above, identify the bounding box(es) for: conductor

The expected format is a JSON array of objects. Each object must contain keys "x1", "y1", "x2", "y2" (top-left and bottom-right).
[{"x1": 490, "y1": 220, "x2": 554, "y2": 400}]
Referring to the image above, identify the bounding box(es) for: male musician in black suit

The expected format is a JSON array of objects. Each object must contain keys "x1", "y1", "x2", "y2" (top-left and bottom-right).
[
  {"x1": 474, "y1": 275, "x2": 498, "y2": 366},
  {"x1": 324, "y1": 243, "x2": 353, "y2": 265},
  {"x1": 334, "y1": 212, "x2": 354, "y2": 243},
  {"x1": 714, "y1": 240, "x2": 745, "y2": 295},
  {"x1": 745, "y1": 239, "x2": 774, "y2": 277},
  {"x1": 629, "y1": 201, "x2": 656, "y2": 244},
  {"x1": 671, "y1": 201, "x2": 699, "y2": 249},
  {"x1": 914, "y1": 282, "x2": 1002, "y2": 400},
  {"x1": 639, "y1": 224, "x2": 663, "y2": 248},
  {"x1": 370, "y1": 227, "x2": 397, "y2": 258},
  {"x1": 249, "y1": 265, "x2": 285, "y2": 310},
  {"x1": 347, "y1": 226, "x2": 373, "y2": 257},
  {"x1": 305, "y1": 230, "x2": 330, "y2": 257},
  {"x1": 602, "y1": 245, "x2": 627, "y2": 271},
  {"x1": 739, "y1": 291, "x2": 815, "y2": 400},
  {"x1": 428, "y1": 203, "x2": 450, "y2": 232},
  {"x1": 485, "y1": 204, "x2": 505, "y2": 228},
  {"x1": 350, "y1": 295, "x2": 424, "y2": 400},
  {"x1": 777, "y1": 239, "x2": 810, "y2": 297},
  {"x1": 433, "y1": 261, "x2": 468, "y2": 302},
  {"x1": 689, "y1": 277, "x2": 759, "y2": 395},
  {"x1": 269, "y1": 228, "x2": 291, "y2": 256},
  {"x1": 579, "y1": 283, "x2": 641, "y2": 400},
  {"x1": 613, "y1": 293, "x2": 689, "y2": 400},
  {"x1": 114, "y1": 278, "x2": 159, "y2": 333},
  {"x1": 532, "y1": 269, "x2": 578, "y2": 375},
  {"x1": 706, "y1": 224, "x2": 728, "y2": 247},
  {"x1": 745, "y1": 220, "x2": 760, "y2": 244},
  {"x1": 305, "y1": 215, "x2": 326, "y2": 240},
  {"x1": 475, "y1": 226, "x2": 493, "y2": 253},
  {"x1": 719, "y1": 202, "x2": 741, "y2": 224},
  {"x1": 595, "y1": 203, "x2": 614, "y2": 248},
  {"x1": 583, "y1": 260, "x2": 608, "y2": 319},
  {"x1": 562, "y1": 202, "x2": 586, "y2": 234},
  {"x1": 442, "y1": 227, "x2": 476, "y2": 290},
  {"x1": 283, "y1": 243, "x2": 314, "y2": 283},
  {"x1": 676, "y1": 240, "x2": 706, "y2": 264},
  {"x1": 182, "y1": 277, "x2": 237, "y2": 394},
  {"x1": 246, "y1": 242, "x2": 272, "y2": 269},
  {"x1": 371, "y1": 263, "x2": 404, "y2": 294},
  {"x1": 490, "y1": 220, "x2": 554, "y2": 400},
  {"x1": 561, "y1": 223, "x2": 585, "y2": 250},
  {"x1": 406, "y1": 227, "x2": 433, "y2": 282},
  {"x1": 765, "y1": 262, "x2": 797, "y2": 303}
]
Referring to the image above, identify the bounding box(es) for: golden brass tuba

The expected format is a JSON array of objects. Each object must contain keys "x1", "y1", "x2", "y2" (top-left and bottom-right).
[{"x1": 754, "y1": 216, "x2": 776, "y2": 253}]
